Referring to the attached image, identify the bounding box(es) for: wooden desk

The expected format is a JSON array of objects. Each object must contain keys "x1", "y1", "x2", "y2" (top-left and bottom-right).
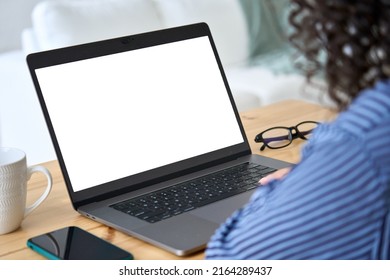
[{"x1": 0, "y1": 100, "x2": 336, "y2": 260}]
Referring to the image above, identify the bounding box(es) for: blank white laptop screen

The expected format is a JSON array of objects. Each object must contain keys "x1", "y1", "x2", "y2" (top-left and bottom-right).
[{"x1": 35, "y1": 36, "x2": 244, "y2": 192}]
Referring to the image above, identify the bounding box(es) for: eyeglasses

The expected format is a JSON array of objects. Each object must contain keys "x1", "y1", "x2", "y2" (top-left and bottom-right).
[{"x1": 254, "y1": 121, "x2": 319, "y2": 151}]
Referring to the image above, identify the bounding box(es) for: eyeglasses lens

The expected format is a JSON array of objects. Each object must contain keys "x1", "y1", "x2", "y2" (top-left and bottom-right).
[
  {"x1": 297, "y1": 122, "x2": 318, "y2": 139},
  {"x1": 262, "y1": 128, "x2": 291, "y2": 148}
]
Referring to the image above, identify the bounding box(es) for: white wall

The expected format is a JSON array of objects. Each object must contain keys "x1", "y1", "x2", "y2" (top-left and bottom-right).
[
  {"x1": 0, "y1": 0, "x2": 59, "y2": 164},
  {"x1": 0, "y1": 0, "x2": 59, "y2": 52}
]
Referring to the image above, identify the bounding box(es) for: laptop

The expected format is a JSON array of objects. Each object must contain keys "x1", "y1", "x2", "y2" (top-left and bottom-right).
[{"x1": 27, "y1": 23, "x2": 290, "y2": 256}]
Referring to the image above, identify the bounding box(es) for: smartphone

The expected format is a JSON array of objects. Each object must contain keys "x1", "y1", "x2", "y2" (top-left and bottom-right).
[{"x1": 27, "y1": 226, "x2": 133, "y2": 260}]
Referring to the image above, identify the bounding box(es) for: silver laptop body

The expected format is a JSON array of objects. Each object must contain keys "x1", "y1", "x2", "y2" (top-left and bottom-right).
[{"x1": 27, "y1": 23, "x2": 289, "y2": 256}]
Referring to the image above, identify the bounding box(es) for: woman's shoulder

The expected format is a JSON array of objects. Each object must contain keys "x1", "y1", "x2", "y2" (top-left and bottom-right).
[
  {"x1": 303, "y1": 80, "x2": 390, "y2": 175},
  {"x1": 309, "y1": 79, "x2": 390, "y2": 146},
  {"x1": 336, "y1": 79, "x2": 390, "y2": 135}
]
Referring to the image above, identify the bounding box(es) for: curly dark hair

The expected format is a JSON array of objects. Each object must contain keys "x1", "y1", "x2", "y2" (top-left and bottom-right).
[{"x1": 288, "y1": 0, "x2": 390, "y2": 110}]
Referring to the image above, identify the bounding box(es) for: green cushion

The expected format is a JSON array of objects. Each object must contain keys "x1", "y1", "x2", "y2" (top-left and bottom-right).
[{"x1": 239, "y1": 0, "x2": 297, "y2": 74}]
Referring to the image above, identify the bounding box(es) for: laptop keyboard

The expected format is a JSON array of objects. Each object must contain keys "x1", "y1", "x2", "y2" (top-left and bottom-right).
[{"x1": 110, "y1": 162, "x2": 276, "y2": 223}]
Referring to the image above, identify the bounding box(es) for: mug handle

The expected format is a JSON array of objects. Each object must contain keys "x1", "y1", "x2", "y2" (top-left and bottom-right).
[{"x1": 24, "y1": 165, "x2": 53, "y2": 217}]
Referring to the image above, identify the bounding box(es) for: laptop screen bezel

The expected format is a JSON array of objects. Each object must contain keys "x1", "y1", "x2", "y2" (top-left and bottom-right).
[{"x1": 27, "y1": 23, "x2": 252, "y2": 208}]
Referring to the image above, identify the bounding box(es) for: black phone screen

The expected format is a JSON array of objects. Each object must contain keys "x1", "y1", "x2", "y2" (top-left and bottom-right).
[{"x1": 27, "y1": 226, "x2": 133, "y2": 260}]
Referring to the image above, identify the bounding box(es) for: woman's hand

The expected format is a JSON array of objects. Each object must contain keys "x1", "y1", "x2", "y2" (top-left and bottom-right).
[{"x1": 259, "y1": 167, "x2": 291, "y2": 185}]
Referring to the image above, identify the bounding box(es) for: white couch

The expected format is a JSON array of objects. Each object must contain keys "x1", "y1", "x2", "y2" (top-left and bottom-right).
[{"x1": 0, "y1": 0, "x2": 323, "y2": 165}]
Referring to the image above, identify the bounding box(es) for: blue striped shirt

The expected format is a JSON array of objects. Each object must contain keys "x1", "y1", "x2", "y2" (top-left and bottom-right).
[{"x1": 206, "y1": 80, "x2": 390, "y2": 259}]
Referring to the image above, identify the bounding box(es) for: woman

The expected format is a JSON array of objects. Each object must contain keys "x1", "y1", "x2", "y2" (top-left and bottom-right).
[{"x1": 206, "y1": 0, "x2": 390, "y2": 259}]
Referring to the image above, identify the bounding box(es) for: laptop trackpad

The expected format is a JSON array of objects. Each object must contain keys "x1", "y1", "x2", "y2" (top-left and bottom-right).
[
  {"x1": 192, "y1": 191, "x2": 254, "y2": 223},
  {"x1": 134, "y1": 214, "x2": 218, "y2": 255}
]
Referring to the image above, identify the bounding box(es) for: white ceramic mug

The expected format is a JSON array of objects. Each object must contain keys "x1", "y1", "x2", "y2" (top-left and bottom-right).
[{"x1": 0, "y1": 147, "x2": 52, "y2": 235}]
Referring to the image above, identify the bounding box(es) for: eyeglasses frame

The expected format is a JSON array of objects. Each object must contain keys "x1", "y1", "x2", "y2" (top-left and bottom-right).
[{"x1": 254, "y1": 121, "x2": 320, "y2": 151}]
